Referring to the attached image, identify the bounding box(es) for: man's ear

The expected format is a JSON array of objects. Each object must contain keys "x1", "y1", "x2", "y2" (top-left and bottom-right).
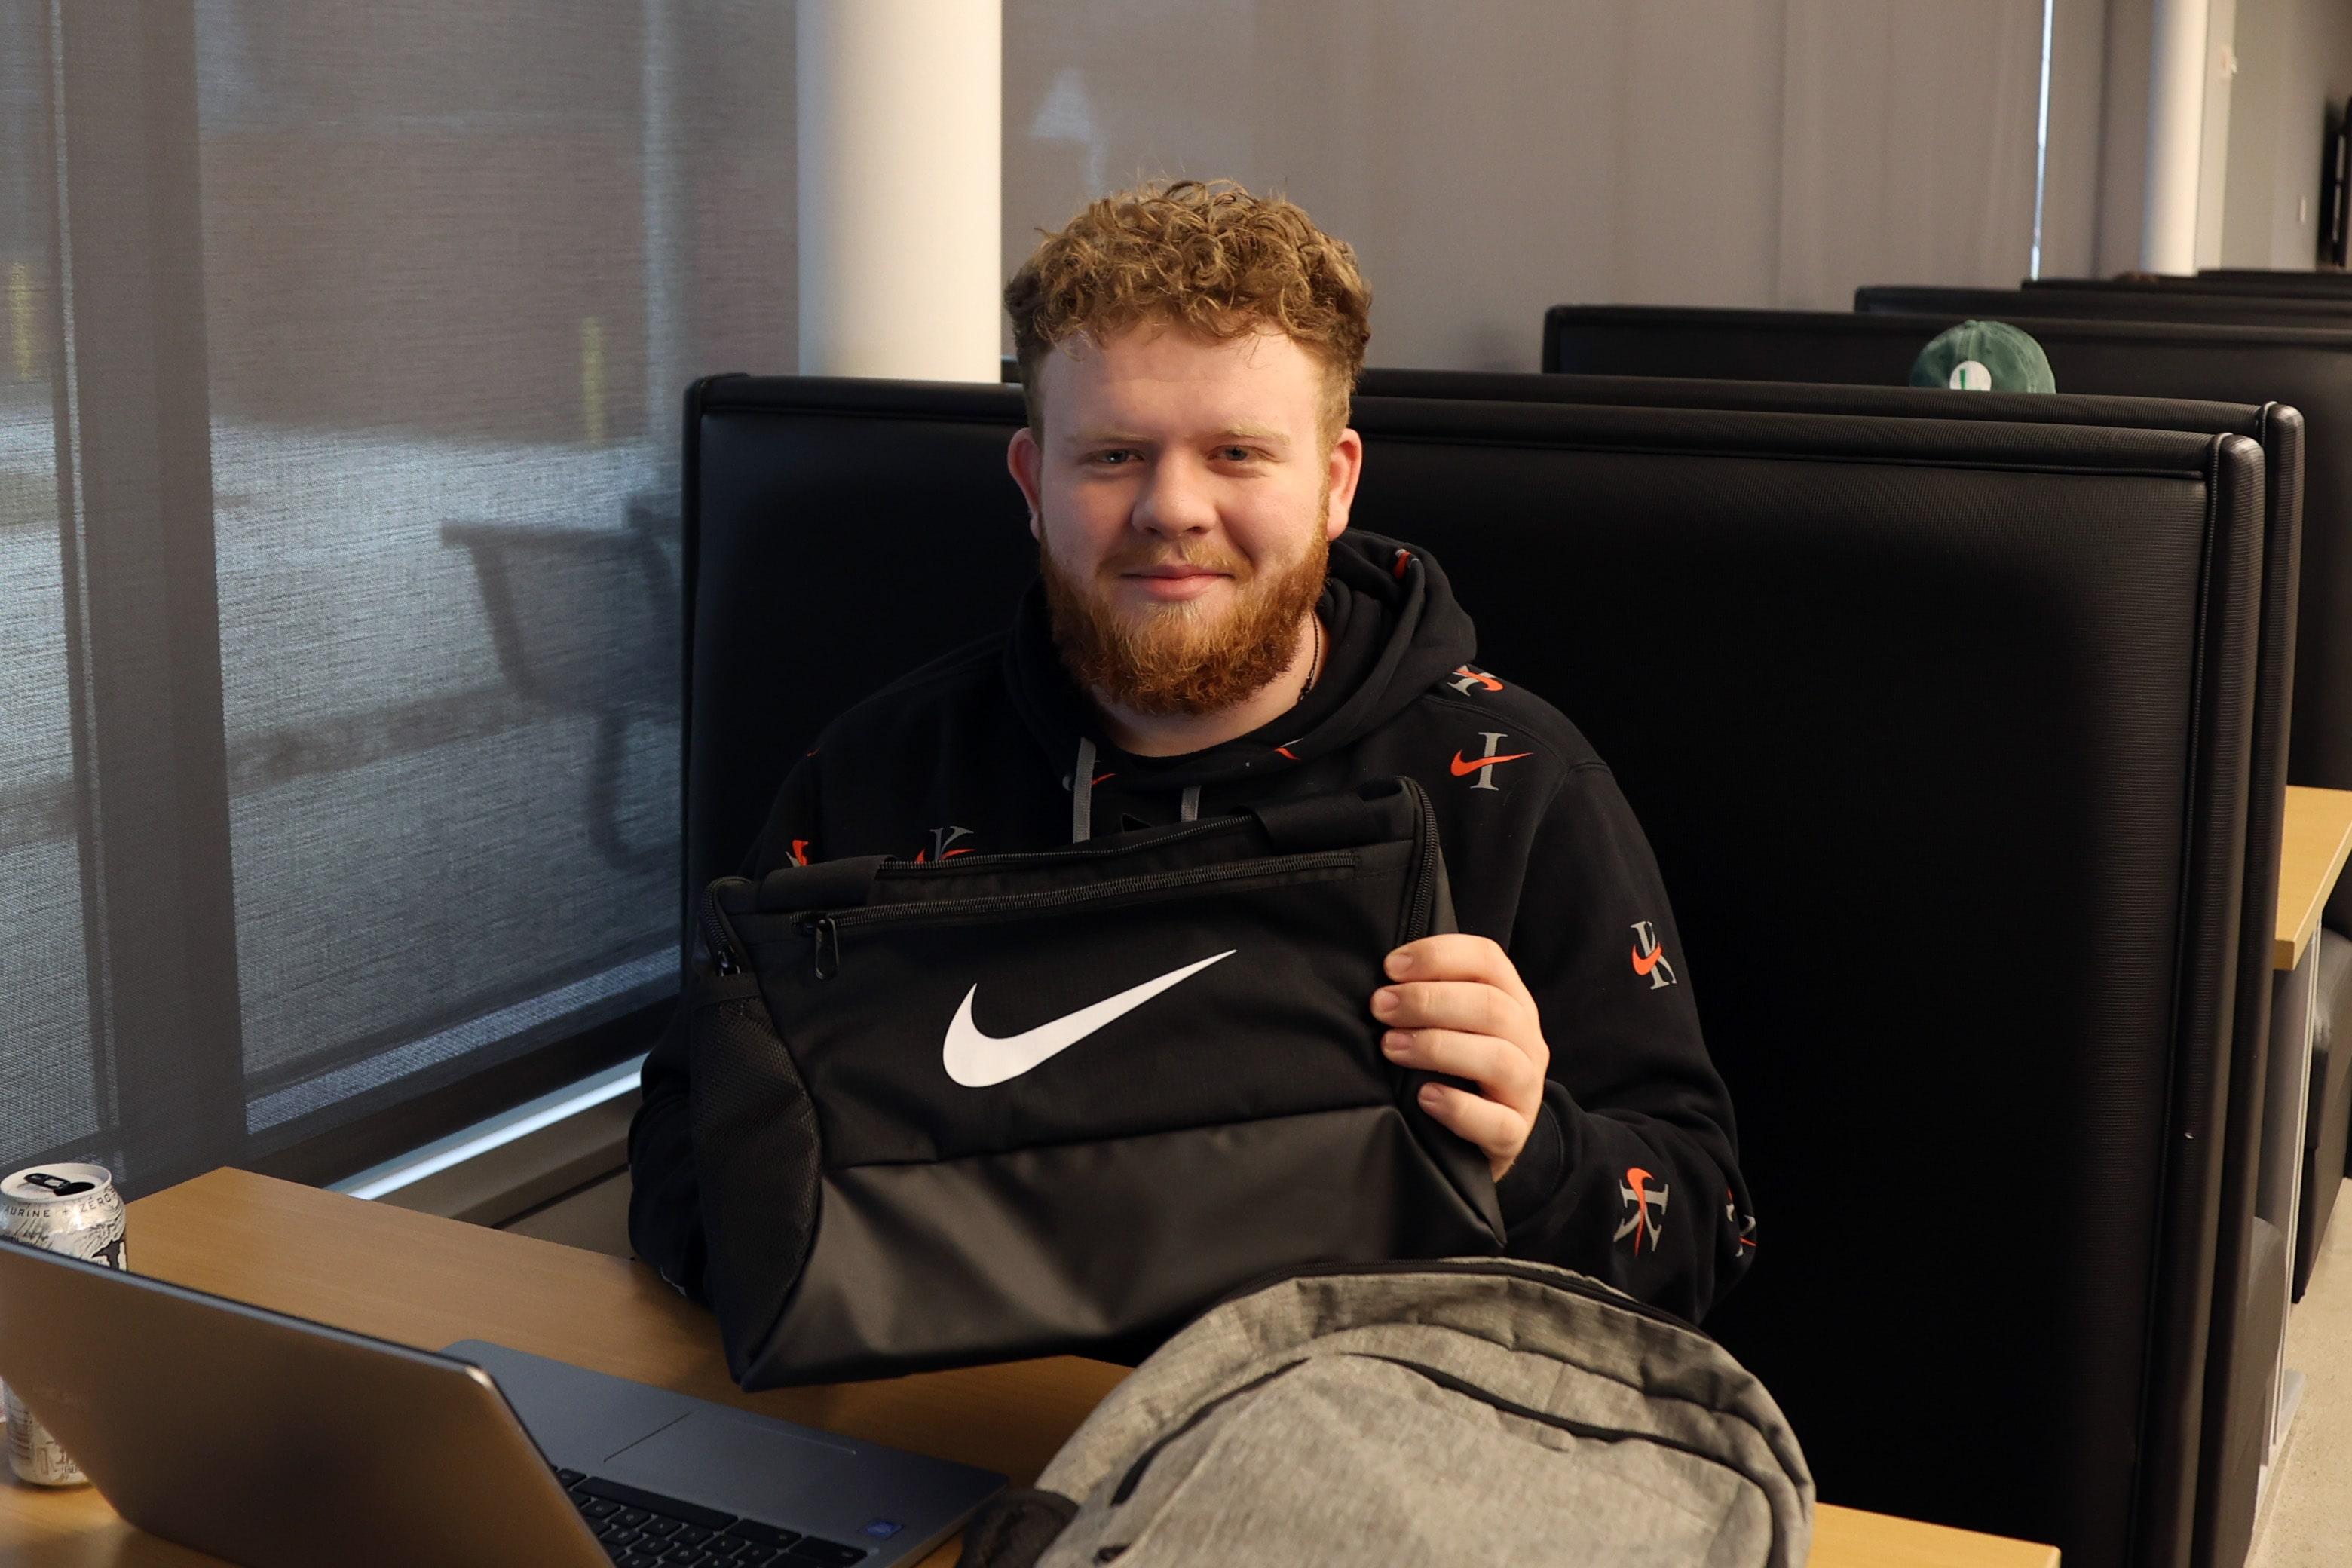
[
  {"x1": 1323, "y1": 427, "x2": 1364, "y2": 540},
  {"x1": 1006, "y1": 427, "x2": 1045, "y2": 540}
]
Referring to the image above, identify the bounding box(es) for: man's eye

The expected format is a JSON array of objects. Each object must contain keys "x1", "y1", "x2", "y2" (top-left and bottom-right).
[
  {"x1": 1090, "y1": 449, "x2": 1138, "y2": 466},
  {"x1": 1215, "y1": 446, "x2": 1257, "y2": 463}
]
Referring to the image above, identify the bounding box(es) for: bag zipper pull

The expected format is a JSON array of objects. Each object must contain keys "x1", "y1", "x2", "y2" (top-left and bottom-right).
[
  {"x1": 811, "y1": 914, "x2": 841, "y2": 980},
  {"x1": 700, "y1": 881, "x2": 746, "y2": 975}
]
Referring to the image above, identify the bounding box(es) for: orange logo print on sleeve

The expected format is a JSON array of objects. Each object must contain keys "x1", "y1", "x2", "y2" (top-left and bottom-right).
[
  {"x1": 1615, "y1": 1167, "x2": 1668, "y2": 1254},
  {"x1": 1630, "y1": 921, "x2": 1677, "y2": 989}
]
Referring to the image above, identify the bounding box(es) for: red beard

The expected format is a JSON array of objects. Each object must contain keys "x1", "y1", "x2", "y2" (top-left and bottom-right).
[{"x1": 1040, "y1": 521, "x2": 1330, "y2": 718}]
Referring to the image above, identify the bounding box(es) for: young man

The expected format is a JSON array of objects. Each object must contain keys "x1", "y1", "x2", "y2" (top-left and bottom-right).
[{"x1": 629, "y1": 180, "x2": 1753, "y2": 1324}]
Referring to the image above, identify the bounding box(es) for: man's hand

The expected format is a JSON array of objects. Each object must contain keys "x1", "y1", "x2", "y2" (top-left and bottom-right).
[{"x1": 1371, "y1": 934, "x2": 1551, "y2": 1181}]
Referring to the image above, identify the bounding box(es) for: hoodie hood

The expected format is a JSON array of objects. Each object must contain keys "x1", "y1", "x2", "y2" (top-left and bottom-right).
[{"x1": 1003, "y1": 530, "x2": 1478, "y2": 808}]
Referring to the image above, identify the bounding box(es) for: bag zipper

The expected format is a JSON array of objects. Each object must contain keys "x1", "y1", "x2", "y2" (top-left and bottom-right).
[
  {"x1": 1400, "y1": 776, "x2": 1440, "y2": 940},
  {"x1": 1358, "y1": 1354, "x2": 1759, "y2": 1484},
  {"x1": 700, "y1": 877, "x2": 750, "y2": 975},
  {"x1": 1105, "y1": 1349, "x2": 1762, "y2": 1513},
  {"x1": 792, "y1": 852, "x2": 1359, "y2": 978},
  {"x1": 893, "y1": 815, "x2": 1249, "y2": 874},
  {"x1": 1108, "y1": 1359, "x2": 1309, "y2": 1504},
  {"x1": 1205, "y1": 1256, "x2": 1707, "y2": 1339}
]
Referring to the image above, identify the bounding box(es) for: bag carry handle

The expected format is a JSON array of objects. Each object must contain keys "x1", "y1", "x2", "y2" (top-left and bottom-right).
[
  {"x1": 754, "y1": 854, "x2": 890, "y2": 912},
  {"x1": 1242, "y1": 777, "x2": 1404, "y2": 853}
]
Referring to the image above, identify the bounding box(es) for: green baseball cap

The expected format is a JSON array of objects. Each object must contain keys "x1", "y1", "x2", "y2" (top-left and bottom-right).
[{"x1": 1908, "y1": 320, "x2": 2057, "y2": 394}]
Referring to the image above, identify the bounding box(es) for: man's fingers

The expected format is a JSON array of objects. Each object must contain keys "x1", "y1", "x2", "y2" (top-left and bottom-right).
[
  {"x1": 1416, "y1": 1081, "x2": 1527, "y2": 1164},
  {"x1": 1385, "y1": 933, "x2": 1533, "y2": 1006},
  {"x1": 1383, "y1": 1027, "x2": 1542, "y2": 1109},
  {"x1": 1376, "y1": 936, "x2": 1548, "y2": 1182},
  {"x1": 1374, "y1": 978, "x2": 1527, "y2": 1043}
]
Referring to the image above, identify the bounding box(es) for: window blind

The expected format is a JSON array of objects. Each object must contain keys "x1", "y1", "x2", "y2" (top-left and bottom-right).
[{"x1": 2, "y1": 0, "x2": 796, "y2": 1196}]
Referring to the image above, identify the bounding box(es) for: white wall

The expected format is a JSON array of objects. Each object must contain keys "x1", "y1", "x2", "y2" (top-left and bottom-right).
[
  {"x1": 2221, "y1": 0, "x2": 2352, "y2": 268},
  {"x1": 2042, "y1": 0, "x2": 2118, "y2": 278},
  {"x1": 2222, "y1": 0, "x2": 2285, "y2": 266},
  {"x1": 1003, "y1": 0, "x2": 2052, "y2": 371},
  {"x1": 2087, "y1": 0, "x2": 2155, "y2": 276},
  {"x1": 2277, "y1": 0, "x2": 2352, "y2": 263},
  {"x1": 2196, "y1": 0, "x2": 2240, "y2": 268}
]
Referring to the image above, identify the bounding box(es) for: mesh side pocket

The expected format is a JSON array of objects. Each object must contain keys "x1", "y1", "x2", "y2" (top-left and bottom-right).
[{"x1": 688, "y1": 994, "x2": 823, "y2": 1383}]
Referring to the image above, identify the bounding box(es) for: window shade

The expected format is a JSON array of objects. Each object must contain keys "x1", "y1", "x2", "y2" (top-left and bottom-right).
[{"x1": 2, "y1": 0, "x2": 797, "y2": 1197}]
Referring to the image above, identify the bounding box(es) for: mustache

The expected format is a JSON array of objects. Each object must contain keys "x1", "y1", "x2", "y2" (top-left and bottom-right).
[{"x1": 1105, "y1": 550, "x2": 1245, "y2": 575}]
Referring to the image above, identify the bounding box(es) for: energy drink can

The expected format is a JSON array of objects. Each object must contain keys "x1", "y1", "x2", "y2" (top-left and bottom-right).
[{"x1": 2, "y1": 1163, "x2": 127, "y2": 1486}]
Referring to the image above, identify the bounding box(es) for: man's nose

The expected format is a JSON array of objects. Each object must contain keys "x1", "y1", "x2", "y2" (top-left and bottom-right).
[{"x1": 1132, "y1": 456, "x2": 1217, "y2": 537}]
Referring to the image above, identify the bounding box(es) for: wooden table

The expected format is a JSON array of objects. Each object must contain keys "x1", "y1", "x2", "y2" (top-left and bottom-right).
[
  {"x1": 2273, "y1": 785, "x2": 2352, "y2": 971},
  {"x1": 0, "y1": 1169, "x2": 2057, "y2": 1567}
]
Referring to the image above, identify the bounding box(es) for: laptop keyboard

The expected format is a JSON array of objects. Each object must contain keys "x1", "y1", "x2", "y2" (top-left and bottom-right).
[{"x1": 556, "y1": 1469, "x2": 869, "y2": 1566}]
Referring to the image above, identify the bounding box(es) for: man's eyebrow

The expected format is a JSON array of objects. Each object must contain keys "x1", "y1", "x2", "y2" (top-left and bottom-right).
[{"x1": 1063, "y1": 423, "x2": 1293, "y2": 447}]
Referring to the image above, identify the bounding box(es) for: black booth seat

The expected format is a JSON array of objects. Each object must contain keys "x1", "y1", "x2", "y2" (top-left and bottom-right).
[
  {"x1": 681, "y1": 375, "x2": 2261, "y2": 1568},
  {"x1": 1853, "y1": 280, "x2": 2352, "y2": 329},
  {"x1": 1536, "y1": 310, "x2": 2331, "y2": 1568},
  {"x1": 2202, "y1": 269, "x2": 2352, "y2": 291},
  {"x1": 1543, "y1": 306, "x2": 2349, "y2": 918},
  {"x1": 1845, "y1": 287, "x2": 2352, "y2": 1310},
  {"x1": 1839, "y1": 293, "x2": 2347, "y2": 866},
  {"x1": 1382, "y1": 354, "x2": 2301, "y2": 1568},
  {"x1": 2032, "y1": 274, "x2": 2352, "y2": 301},
  {"x1": 1857, "y1": 282, "x2": 2352, "y2": 329},
  {"x1": 1363, "y1": 366, "x2": 2277, "y2": 430}
]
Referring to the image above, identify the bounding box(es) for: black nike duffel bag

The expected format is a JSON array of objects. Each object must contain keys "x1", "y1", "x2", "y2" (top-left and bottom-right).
[{"x1": 686, "y1": 775, "x2": 1505, "y2": 1389}]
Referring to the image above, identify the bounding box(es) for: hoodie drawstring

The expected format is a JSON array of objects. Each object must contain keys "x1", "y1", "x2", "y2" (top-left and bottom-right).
[
  {"x1": 1071, "y1": 737, "x2": 1202, "y2": 839},
  {"x1": 1071, "y1": 737, "x2": 1095, "y2": 842}
]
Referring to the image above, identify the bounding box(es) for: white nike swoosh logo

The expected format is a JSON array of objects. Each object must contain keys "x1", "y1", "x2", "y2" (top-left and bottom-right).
[{"x1": 942, "y1": 949, "x2": 1237, "y2": 1087}]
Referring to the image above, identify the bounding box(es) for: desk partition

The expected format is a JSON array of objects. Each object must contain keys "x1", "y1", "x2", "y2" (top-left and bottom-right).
[
  {"x1": 1414, "y1": 348, "x2": 2306, "y2": 1568},
  {"x1": 1846, "y1": 290, "x2": 2352, "y2": 1312}
]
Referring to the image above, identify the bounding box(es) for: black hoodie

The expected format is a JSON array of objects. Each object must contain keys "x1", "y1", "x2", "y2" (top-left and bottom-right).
[{"x1": 629, "y1": 530, "x2": 1754, "y2": 1324}]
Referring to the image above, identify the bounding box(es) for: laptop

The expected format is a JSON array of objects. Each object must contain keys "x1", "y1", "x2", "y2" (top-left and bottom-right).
[{"x1": 0, "y1": 1238, "x2": 1005, "y2": 1567}]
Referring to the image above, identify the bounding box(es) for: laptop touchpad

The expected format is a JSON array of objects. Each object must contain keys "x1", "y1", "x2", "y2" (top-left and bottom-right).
[{"x1": 605, "y1": 1407, "x2": 865, "y2": 1520}]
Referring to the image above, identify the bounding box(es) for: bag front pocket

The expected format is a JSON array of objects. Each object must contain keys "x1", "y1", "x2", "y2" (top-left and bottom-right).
[
  {"x1": 1060, "y1": 1353, "x2": 1775, "y2": 1568},
  {"x1": 750, "y1": 1102, "x2": 1502, "y2": 1386}
]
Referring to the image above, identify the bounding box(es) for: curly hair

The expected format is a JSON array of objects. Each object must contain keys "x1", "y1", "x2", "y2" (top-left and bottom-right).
[{"x1": 1005, "y1": 179, "x2": 1371, "y2": 446}]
